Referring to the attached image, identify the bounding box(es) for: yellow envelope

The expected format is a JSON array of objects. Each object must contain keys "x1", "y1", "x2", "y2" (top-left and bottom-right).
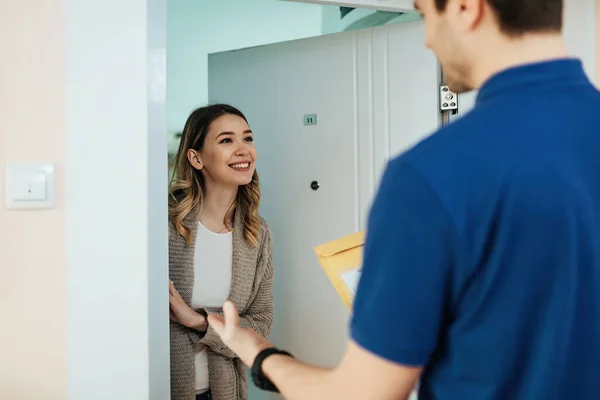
[{"x1": 314, "y1": 231, "x2": 365, "y2": 311}]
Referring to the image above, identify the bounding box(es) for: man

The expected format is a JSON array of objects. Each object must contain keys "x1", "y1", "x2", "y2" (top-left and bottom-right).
[{"x1": 207, "y1": 0, "x2": 600, "y2": 399}]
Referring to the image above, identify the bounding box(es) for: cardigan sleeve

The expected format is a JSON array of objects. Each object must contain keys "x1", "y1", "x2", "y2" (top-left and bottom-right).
[{"x1": 189, "y1": 223, "x2": 275, "y2": 358}]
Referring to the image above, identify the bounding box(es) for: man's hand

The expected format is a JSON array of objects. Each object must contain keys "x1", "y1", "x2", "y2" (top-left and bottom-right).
[
  {"x1": 208, "y1": 301, "x2": 273, "y2": 366},
  {"x1": 169, "y1": 280, "x2": 208, "y2": 331},
  {"x1": 208, "y1": 302, "x2": 421, "y2": 400}
]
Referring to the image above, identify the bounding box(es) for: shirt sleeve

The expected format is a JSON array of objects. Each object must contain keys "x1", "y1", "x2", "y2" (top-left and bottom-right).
[{"x1": 350, "y1": 159, "x2": 459, "y2": 366}]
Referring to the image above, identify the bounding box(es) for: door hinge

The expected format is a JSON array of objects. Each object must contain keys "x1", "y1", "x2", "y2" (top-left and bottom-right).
[{"x1": 439, "y1": 85, "x2": 458, "y2": 112}]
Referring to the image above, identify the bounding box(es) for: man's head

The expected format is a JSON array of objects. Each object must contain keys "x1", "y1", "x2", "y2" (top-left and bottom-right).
[{"x1": 414, "y1": 0, "x2": 564, "y2": 92}]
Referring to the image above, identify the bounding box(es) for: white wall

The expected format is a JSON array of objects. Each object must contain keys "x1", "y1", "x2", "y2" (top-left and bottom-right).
[
  {"x1": 564, "y1": 0, "x2": 596, "y2": 80},
  {"x1": 65, "y1": 0, "x2": 169, "y2": 399},
  {"x1": 1, "y1": 0, "x2": 169, "y2": 398},
  {"x1": 167, "y1": 0, "x2": 325, "y2": 132}
]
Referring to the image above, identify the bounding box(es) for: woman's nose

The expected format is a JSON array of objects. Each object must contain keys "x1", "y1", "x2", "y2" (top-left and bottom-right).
[{"x1": 235, "y1": 143, "x2": 250, "y2": 156}]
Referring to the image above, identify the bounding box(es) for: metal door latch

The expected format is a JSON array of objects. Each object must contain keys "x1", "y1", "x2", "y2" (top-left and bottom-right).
[{"x1": 440, "y1": 86, "x2": 458, "y2": 112}]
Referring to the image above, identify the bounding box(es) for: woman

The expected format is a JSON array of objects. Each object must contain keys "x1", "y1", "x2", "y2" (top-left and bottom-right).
[{"x1": 167, "y1": 104, "x2": 274, "y2": 400}]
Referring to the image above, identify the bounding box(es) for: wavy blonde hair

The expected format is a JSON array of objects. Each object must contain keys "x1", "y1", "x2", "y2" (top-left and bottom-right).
[{"x1": 168, "y1": 104, "x2": 261, "y2": 247}]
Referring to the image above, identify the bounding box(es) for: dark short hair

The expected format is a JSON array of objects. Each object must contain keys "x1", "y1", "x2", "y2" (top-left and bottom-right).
[{"x1": 434, "y1": 0, "x2": 563, "y2": 36}]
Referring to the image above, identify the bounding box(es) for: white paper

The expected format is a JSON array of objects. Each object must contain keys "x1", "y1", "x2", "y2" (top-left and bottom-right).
[{"x1": 341, "y1": 267, "x2": 362, "y2": 296}]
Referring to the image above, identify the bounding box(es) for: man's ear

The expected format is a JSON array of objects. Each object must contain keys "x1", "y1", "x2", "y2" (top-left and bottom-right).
[
  {"x1": 454, "y1": 0, "x2": 485, "y2": 32},
  {"x1": 187, "y1": 149, "x2": 203, "y2": 171}
]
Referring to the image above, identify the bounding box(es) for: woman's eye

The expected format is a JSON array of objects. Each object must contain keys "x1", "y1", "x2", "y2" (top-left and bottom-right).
[
  {"x1": 220, "y1": 138, "x2": 233, "y2": 144},
  {"x1": 245, "y1": 136, "x2": 254, "y2": 142}
]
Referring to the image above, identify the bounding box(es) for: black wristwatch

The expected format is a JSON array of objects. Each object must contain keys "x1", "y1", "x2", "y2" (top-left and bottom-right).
[{"x1": 251, "y1": 347, "x2": 294, "y2": 392}]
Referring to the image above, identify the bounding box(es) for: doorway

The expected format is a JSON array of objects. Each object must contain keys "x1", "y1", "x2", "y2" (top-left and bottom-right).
[
  {"x1": 164, "y1": 2, "x2": 471, "y2": 400},
  {"x1": 164, "y1": 2, "x2": 453, "y2": 400}
]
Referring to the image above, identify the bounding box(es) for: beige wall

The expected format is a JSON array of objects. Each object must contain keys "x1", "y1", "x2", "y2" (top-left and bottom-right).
[{"x1": 0, "y1": 1, "x2": 66, "y2": 399}]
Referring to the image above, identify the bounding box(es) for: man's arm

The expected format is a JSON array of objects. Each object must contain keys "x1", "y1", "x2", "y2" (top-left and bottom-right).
[
  {"x1": 262, "y1": 340, "x2": 421, "y2": 400},
  {"x1": 209, "y1": 302, "x2": 421, "y2": 400}
]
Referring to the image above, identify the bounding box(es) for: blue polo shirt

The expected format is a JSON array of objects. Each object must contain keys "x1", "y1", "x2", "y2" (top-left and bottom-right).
[{"x1": 351, "y1": 59, "x2": 600, "y2": 400}]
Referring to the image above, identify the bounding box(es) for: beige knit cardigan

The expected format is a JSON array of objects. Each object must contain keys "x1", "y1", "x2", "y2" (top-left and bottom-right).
[{"x1": 169, "y1": 209, "x2": 274, "y2": 400}]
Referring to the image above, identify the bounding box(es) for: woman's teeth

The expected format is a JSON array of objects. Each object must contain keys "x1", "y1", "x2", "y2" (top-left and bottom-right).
[{"x1": 230, "y1": 162, "x2": 250, "y2": 169}]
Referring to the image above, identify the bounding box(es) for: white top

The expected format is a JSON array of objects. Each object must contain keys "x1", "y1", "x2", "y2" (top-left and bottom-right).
[{"x1": 192, "y1": 222, "x2": 233, "y2": 393}]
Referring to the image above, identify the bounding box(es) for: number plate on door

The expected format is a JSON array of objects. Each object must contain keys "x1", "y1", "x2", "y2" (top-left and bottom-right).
[{"x1": 304, "y1": 114, "x2": 317, "y2": 125}]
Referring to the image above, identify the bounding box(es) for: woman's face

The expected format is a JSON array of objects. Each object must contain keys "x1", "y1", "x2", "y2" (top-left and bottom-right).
[{"x1": 188, "y1": 114, "x2": 257, "y2": 187}]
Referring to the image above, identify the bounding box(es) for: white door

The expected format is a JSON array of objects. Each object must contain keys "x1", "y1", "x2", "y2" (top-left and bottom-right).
[{"x1": 209, "y1": 21, "x2": 438, "y2": 399}]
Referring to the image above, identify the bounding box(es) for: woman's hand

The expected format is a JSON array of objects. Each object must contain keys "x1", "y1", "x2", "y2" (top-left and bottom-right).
[
  {"x1": 169, "y1": 280, "x2": 208, "y2": 332},
  {"x1": 208, "y1": 301, "x2": 273, "y2": 367}
]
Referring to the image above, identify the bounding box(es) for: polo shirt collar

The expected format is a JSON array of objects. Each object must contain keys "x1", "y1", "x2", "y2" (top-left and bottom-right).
[{"x1": 476, "y1": 58, "x2": 589, "y2": 105}]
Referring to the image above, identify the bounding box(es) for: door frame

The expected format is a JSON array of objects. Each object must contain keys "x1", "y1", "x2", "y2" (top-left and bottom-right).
[{"x1": 282, "y1": 0, "x2": 416, "y2": 12}]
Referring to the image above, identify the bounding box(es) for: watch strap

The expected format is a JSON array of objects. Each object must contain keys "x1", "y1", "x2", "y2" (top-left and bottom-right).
[{"x1": 251, "y1": 347, "x2": 293, "y2": 392}]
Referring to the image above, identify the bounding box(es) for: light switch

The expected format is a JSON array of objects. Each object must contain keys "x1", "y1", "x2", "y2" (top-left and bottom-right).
[
  {"x1": 5, "y1": 164, "x2": 55, "y2": 210},
  {"x1": 13, "y1": 171, "x2": 47, "y2": 201}
]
